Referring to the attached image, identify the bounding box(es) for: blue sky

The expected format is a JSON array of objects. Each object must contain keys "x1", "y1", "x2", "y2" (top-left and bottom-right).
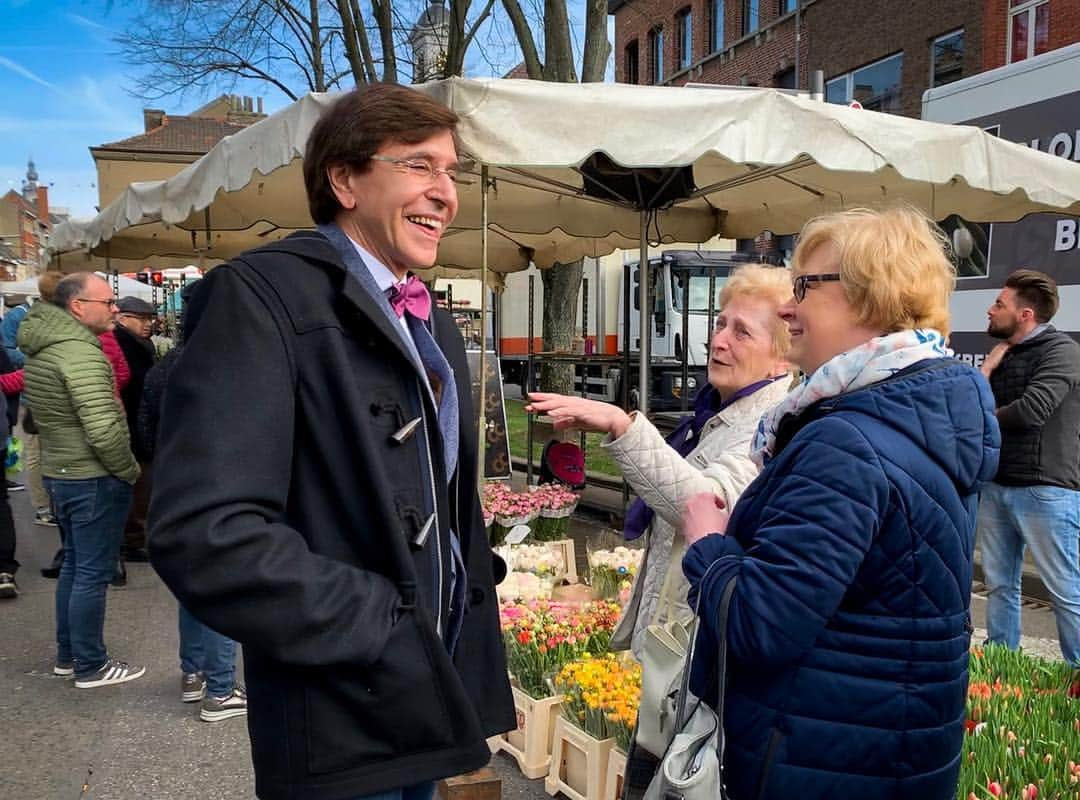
[
  {"x1": 0, "y1": 0, "x2": 292, "y2": 220},
  {"x1": 0, "y1": 0, "x2": 610, "y2": 221}
]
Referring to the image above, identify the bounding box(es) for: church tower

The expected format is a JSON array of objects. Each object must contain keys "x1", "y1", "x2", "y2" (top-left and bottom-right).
[{"x1": 409, "y1": 2, "x2": 450, "y2": 83}]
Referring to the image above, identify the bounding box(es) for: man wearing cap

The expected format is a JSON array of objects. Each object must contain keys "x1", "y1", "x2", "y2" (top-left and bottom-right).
[{"x1": 113, "y1": 296, "x2": 157, "y2": 565}]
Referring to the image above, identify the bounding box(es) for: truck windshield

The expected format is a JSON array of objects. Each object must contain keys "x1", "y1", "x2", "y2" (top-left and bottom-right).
[{"x1": 670, "y1": 267, "x2": 731, "y2": 313}]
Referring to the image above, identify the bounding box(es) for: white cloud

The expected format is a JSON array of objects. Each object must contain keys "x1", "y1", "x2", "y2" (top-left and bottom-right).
[{"x1": 0, "y1": 56, "x2": 64, "y2": 94}]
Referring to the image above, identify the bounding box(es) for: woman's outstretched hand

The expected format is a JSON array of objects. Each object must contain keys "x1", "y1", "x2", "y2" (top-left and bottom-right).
[
  {"x1": 683, "y1": 492, "x2": 729, "y2": 546},
  {"x1": 525, "y1": 393, "x2": 633, "y2": 437}
]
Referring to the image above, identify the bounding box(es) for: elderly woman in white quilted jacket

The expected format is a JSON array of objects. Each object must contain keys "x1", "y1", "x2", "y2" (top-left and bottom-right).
[{"x1": 526, "y1": 264, "x2": 793, "y2": 657}]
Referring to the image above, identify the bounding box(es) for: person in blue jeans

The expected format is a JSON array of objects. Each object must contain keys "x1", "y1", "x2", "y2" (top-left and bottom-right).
[
  {"x1": 978, "y1": 268, "x2": 1080, "y2": 667},
  {"x1": 140, "y1": 281, "x2": 245, "y2": 723},
  {"x1": 47, "y1": 476, "x2": 134, "y2": 678},
  {"x1": 18, "y1": 273, "x2": 144, "y2": 687}
]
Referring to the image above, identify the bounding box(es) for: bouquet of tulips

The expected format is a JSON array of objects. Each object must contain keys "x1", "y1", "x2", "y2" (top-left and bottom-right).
[
  {"x1": 958, "y1": 645, "x2": 1080, "y2": 799},
  {"x1": 506, "y1": 543, "x2": 566, "y2": 578},
  {"x1": 499, "y1": 600, "x2": 622, "y2": 699},
  {"x1": 532, "y1": 483, "x2": 581, "y2": 541},
  {"x1": 588, "y1": 546, "x2": 643, "y2": 603},
  {"x1": 496, "y1": 570, "x2": 554, "y2": 603},
  {"x1": 552, "y1": 653, "x2": 642, "y2": 751}
]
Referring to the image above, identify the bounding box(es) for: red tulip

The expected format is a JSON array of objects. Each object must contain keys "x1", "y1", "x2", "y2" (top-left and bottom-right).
[{"x1": 988, "y1": 781, "x2": 1003, "y2": 797}]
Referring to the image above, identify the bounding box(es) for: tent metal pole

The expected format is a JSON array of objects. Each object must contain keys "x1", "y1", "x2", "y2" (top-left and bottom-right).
[
  {"x1": 638, "y1": 211, "x2": 650, "y2": 417},
  {"x1": 478, "y1": 166, "x2": 489, "y2": 486}
]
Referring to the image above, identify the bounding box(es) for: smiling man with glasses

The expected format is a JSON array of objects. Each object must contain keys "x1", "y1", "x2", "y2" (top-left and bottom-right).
[
  {"x1": 16, "y1": 273, "x2": 142, "y2": 689},
  {"x1": 148, "y1": 83, "x2": 513, "y2": 800}
]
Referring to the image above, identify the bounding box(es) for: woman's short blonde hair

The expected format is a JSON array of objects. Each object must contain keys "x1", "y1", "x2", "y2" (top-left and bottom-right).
[
  {"x1": 792, "y1": 206, "x2": 955, "y2": 336},
  {"x1": 718, "y1": 264, "x2": 793, "y2": 357}
]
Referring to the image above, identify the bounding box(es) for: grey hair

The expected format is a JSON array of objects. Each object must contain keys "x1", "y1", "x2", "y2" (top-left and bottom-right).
[{"x1": 52, "y1": 274, "x2": 93, "y2": 311}]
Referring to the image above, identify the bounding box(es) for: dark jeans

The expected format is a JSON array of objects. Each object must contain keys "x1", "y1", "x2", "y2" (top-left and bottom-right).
[
  {"x1": 0, "y1": 477, "x2": 17, "y2": 574},
  {"x1": 47, "y1": 476, "x2": 133, "y2": 676},
  {"x1": 123, "y1": 460, "x2": 152, "y2": 552}
]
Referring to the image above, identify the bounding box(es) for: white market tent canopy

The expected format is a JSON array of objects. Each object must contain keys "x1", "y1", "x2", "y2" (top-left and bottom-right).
[
  {"x1": 0, "y1": 273, "x2": 158, "y2": 302},
  {"x1": 51, "y1": 77, "x2": 1080, "y2": 275}
]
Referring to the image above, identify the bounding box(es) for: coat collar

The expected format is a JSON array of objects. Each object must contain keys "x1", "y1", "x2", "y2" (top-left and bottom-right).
[{"x1": 256, "y1": 231, "x2": 425, "y2": 380}]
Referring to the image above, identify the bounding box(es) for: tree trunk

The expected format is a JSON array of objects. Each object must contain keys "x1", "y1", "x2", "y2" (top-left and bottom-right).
[
  {"x1": 581, "y1": 0, "x2": 611, "y2": 83},
  {"x1": 335, "y1": 0, "x2": 368, "y2": 85},
  {"x1": 308, "y1": 0, "x2": 326, "y2": 91},
  {"x1": 372, "y1": 0, "x2": 398, "y2": 83},
  {"x1": 539, "y1": 260, "x2": 583, "y2": 394}
]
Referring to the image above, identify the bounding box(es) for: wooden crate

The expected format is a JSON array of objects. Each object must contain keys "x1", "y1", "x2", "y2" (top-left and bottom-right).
[
  {"x1": 544, "y1": 716, "x2": 615, "y2": 800},
  {"x1": 437, "y1": 768, "x2": 501, "y2": 800},
  {"x1": 604, "y1": 749, "x2": 626, "y2": 800},
  {"x1": 492, "y1": 687, "x2": 563, "y2": 779}
]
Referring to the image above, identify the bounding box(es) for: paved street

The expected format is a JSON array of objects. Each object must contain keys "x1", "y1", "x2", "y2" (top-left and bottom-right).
[{"x1": 0, "y1": 474, "x2": 1067, "y2": 799}]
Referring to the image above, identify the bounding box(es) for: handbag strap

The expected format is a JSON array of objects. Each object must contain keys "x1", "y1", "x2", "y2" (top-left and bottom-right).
[{"x1": 672, "y1": 562, "x2": 738, "y2": 745}]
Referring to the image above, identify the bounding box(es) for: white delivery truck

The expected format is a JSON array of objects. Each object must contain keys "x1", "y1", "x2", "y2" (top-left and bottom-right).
[
  {"x1": 497, "y1": 248, "x2": 784, "y2": 411},
  {"x1": 922, "y1": 42, "x2": 1080, "y2": 368}
]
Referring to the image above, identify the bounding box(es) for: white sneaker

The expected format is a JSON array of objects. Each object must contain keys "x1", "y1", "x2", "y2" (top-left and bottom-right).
[{"x1": 74, "y1": 659, "x2": 146, "y2": 689}]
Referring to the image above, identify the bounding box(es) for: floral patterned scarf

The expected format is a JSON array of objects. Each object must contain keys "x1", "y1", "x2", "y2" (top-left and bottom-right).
[{"x1": 751, "y1": 329, "x2": 952, "y2": 467}]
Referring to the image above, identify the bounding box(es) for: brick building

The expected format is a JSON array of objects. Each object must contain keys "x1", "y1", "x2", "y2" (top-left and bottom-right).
[
  {"x1": 611, "y1": 0, "x2": 1078, "y2": 119},
  {"x1": 0, "y1": 159, "x2": 51, "y2": 276},
  {"x1": 982, "y1": 0, "x2": 1080, "y2": 69}
]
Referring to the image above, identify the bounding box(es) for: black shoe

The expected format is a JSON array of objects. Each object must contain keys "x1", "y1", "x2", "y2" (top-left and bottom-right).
[
  {"x1": 40, "y1": 549, "x2": 64, "y2": 579},
  {"x1": 6, "y1": 480, "x2": 24, "y2": 492},
  {"x1": 124, "y1": 548, "x2": 150, "y2": 563},
  {"x1": 111, "y1": 562, "x2": 127, "y2": 588}
]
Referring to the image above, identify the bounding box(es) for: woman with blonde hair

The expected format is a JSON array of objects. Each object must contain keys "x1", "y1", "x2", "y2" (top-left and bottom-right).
[
  {"x1": 681, "y1": 206, "x2": 1000, "y2": 800},
  {"x1": 527, "y1": 263, "x2": 793, "y2": 658}
]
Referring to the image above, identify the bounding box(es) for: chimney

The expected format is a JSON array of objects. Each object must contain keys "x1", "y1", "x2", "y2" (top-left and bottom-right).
[
  {"x1": 143, "y1": 108, "x2": 166, "y2": 131},
  {"x1": 257, "y1": 97, "x2": 264, "y2": 114},
  {"x1": 245, "y1": 96, "x2": 253, "y2": 113},
  {"x1": 36, "y1": 186, "x2": 49, "y2": 222}
]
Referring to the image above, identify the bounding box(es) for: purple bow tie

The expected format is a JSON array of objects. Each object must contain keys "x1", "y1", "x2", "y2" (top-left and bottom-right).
[{"x1": 387, "y1": 275, "x2": 431, "y2": 321}]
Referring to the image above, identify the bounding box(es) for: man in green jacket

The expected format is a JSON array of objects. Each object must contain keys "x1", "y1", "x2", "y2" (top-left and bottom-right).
[{"x1": 18, "y1": 273, "x2": 144, "y2": 688}]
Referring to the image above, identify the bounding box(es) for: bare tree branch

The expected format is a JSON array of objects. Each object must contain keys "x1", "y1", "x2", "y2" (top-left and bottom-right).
[{"x1": 500, "y1": 0, "x2": 542, "y2": 78}]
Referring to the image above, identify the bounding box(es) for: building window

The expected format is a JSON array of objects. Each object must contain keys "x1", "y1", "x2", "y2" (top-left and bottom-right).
[
  {"x1": 1008, "y1": 0, "x2": 1050, "y2": 64},
  {"x1": 742, "y1": 0, "x2": 760, "y2": 36},
  {"x1": 774, "y1": 66, "x2": 795, "y2": 89},
  {"x1": 649, "y1": 27, "x2": 664, "y2": 84},
  {"x1": 825, "y1": 52, "x2": 903, "y2": 114},
  {"x1": 677, "y1": 8, "x2": 693, "y2": 70},
  {"x1": 778, "y1": 0, "x2": 796, "y2": 14},
  {"x1": 711, "y1": 0, "x2": 725, "y2": 52},
  {"x1": 625, "y1": 40, "x2": 640, "y2": 84},
  {"x1": 931, "y1": 29, "x2": 965, "y2": 87}
]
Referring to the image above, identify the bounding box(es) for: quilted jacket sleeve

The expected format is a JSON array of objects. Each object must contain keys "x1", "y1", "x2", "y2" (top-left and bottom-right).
[
  {"x1": 996, "y1": 337, "x2": 1080, "y2": 430},
  {"x1": 683, "y1": 415, "x2": 891, "y2": 668},
  {"x1": 60, "y1": 343, "x2": 139, "y2": 483},
  {"x1": 603, "y1": 412, "x2": 758, "y2": 527}
]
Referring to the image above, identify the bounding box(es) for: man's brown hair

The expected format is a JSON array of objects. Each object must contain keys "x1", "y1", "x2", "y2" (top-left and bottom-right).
[
  {"x1": 1004, "y1": 268, "x2": 1059, "y2": 323},
  {"x1": 303, "y1": 84, "x2": 460, "y2": 225}
]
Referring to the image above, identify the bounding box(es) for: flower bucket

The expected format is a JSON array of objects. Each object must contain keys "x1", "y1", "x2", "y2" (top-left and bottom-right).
[
  {"x1": 493, "y1": 686, "x2": 563, "y2": 779},
  {"x1": 604, "y1": 749, "x2": 626, "y2": 800},
  {"x1": 544, "y1": 716, "x2": 614, "y2": 800}
]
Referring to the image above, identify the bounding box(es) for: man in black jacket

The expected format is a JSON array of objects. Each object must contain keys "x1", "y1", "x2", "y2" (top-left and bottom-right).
[
  {"x1": 113, "y1": 296, "x2": 156, "y2": 562},
  {"x1": 149, "y1": 84, "x2": 514, "y2": 800},
  {"x1": 978, "y1": 268, "x2": 1080, "y2": 667}
]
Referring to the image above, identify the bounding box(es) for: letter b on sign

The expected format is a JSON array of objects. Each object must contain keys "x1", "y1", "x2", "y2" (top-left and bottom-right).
[{"x1": 1056, "y1": 219, "x2": 1078, "y2": 252}]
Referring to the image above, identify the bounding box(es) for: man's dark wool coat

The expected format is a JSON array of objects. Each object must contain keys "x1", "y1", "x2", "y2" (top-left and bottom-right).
[{"x1": 149, "y1": 232, "x2": 514, "y2": 800}]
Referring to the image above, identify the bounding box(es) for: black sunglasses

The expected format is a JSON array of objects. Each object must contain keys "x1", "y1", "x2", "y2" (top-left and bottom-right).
[{"x1": 793, "y1": 273, "x2": 841, "y2": 303}]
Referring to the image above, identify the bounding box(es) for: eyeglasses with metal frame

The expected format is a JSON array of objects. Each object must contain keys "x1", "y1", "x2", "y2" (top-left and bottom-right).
[
  {"x1": 75, "y1": 298, "x2": 119, "y2": 308},
  {"x1": 792, "y1": 273, "x2": 841, "y2": 303},
  {"x1": 369, "y1": 155, "x2": 474, "y2": 185}
]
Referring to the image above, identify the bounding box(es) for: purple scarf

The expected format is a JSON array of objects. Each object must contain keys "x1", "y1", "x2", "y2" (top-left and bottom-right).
[{"x1": 622, "y1": 378, "x2": 781, "y2": 541}]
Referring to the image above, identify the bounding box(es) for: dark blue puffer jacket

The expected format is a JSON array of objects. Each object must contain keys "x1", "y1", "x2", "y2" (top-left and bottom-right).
[{"x1": 683, "y1": 359, "x2": 1000, "y2": 800}]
